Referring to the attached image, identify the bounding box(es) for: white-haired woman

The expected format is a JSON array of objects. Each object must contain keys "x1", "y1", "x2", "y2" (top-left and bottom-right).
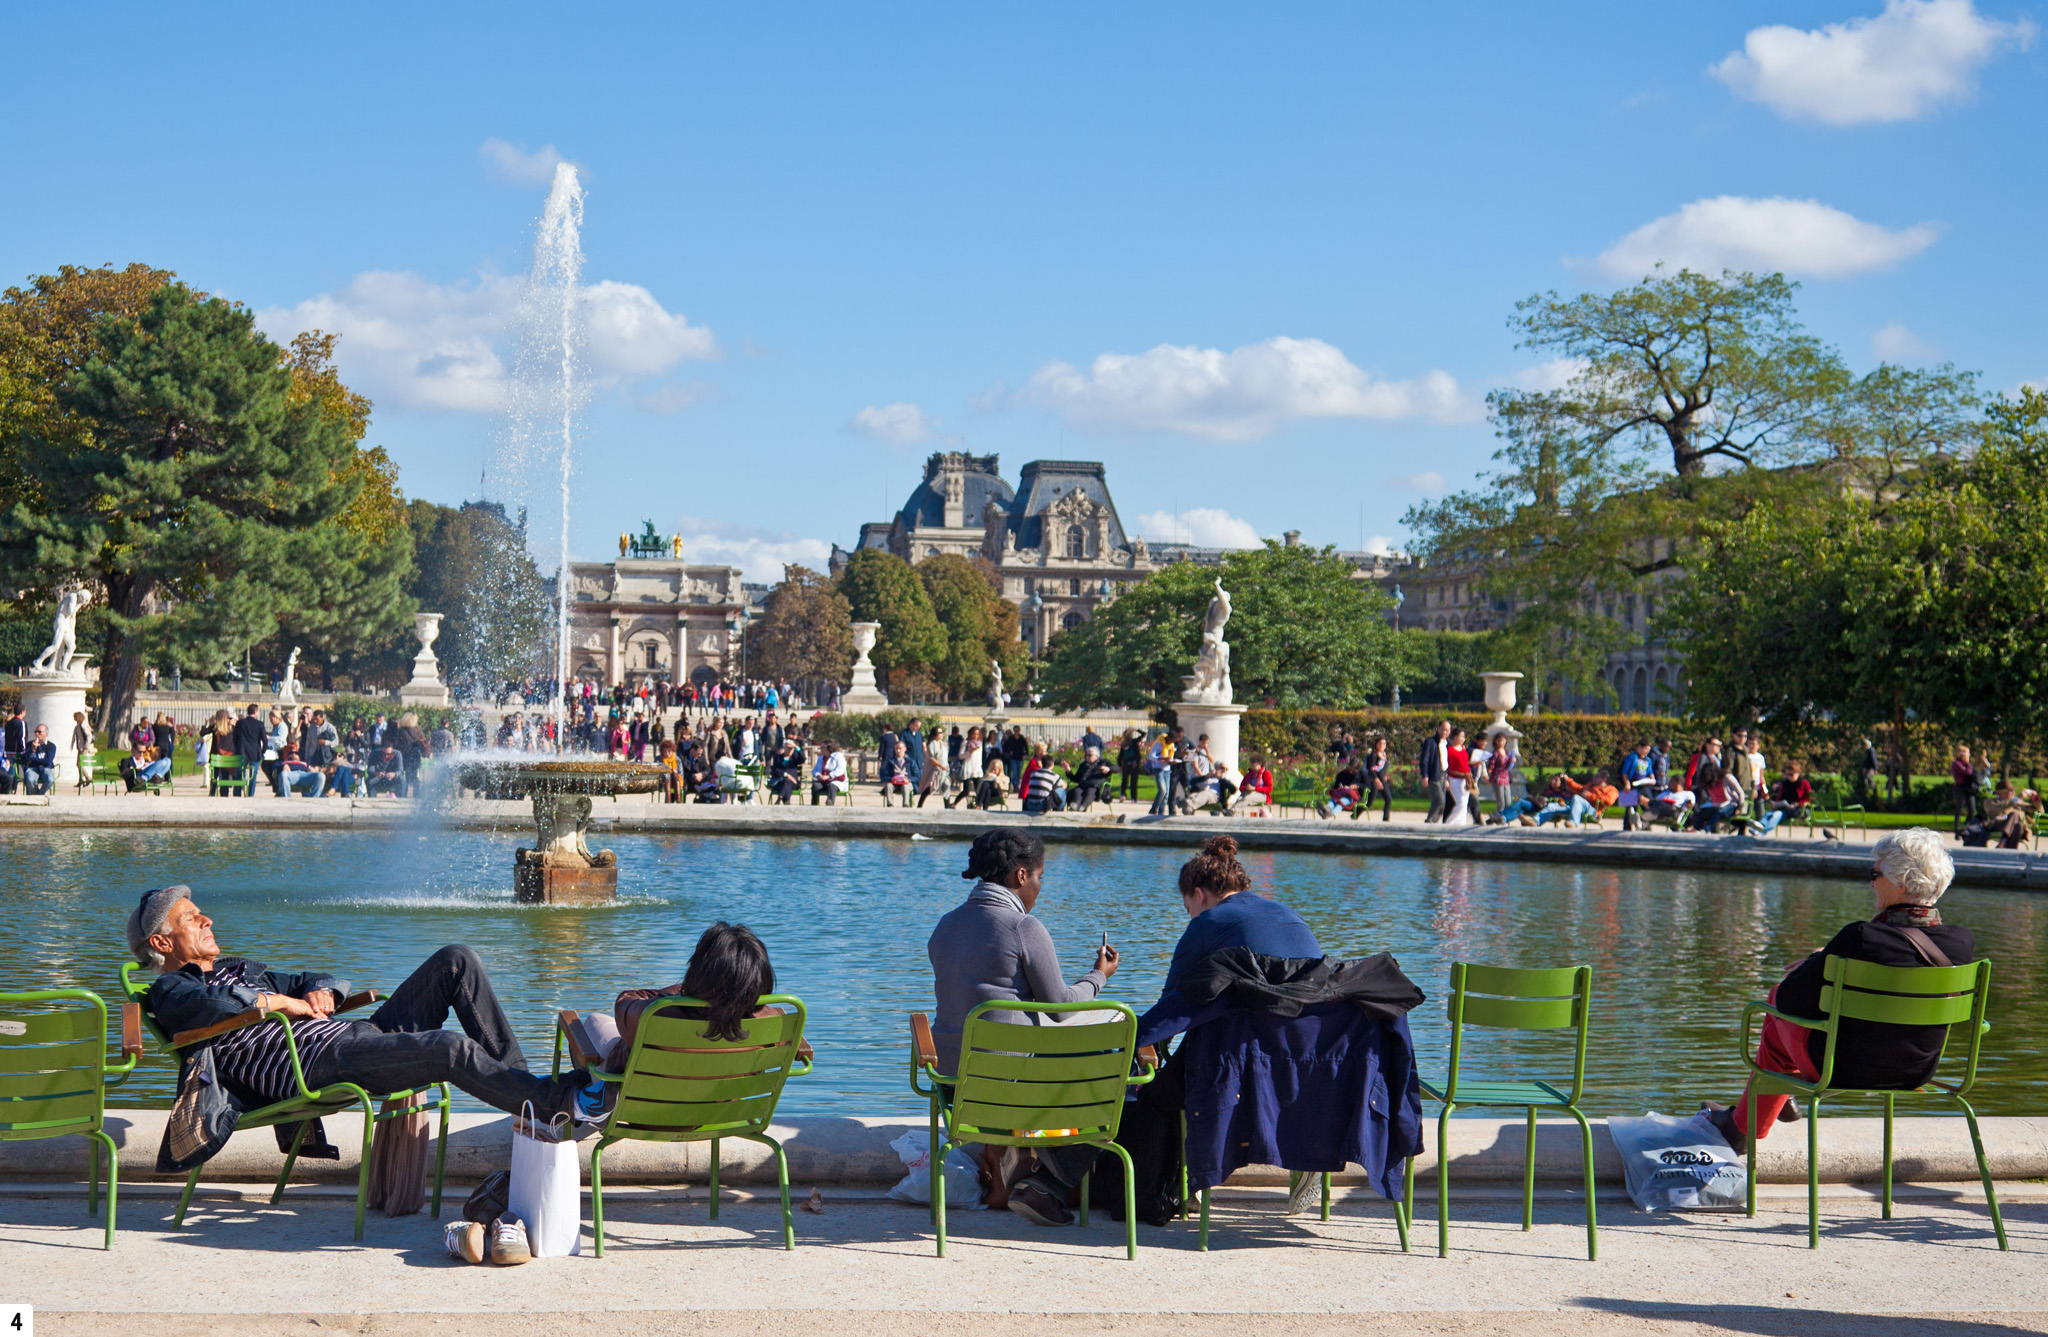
[{"x1": 1705, "y1": 827, "x2": 1974, "y2": 1149}]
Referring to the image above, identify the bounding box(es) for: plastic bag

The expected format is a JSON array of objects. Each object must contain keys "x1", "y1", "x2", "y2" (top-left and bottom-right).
[
  {"x1": 885, "y1": 1130, "x2": 985, "y2": 1209},
  {"x1": 1608, "y1": 1111, "x2": 1747, "y2": 1213}
]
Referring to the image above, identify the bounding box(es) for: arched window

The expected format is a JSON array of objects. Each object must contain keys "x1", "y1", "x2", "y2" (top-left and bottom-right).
[
  {"x1": 1631, "y1": 666, "x2": 1648, "y2": 712},
  {"x1": 1066, "y1": 525, "x2": 1086, "y2": 558},
  {"x1": 926, "y1": 546, "x2": 941, "y2": 557},
  {"x1": 1062, "y1": 611, "x2": 1085, "y2": 630}
]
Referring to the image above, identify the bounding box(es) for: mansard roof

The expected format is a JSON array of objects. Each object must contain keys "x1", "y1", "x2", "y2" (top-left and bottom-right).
[
  {"x1": 897, "y1": 452, "x2": 1014, "y2": 531},
  {"x1": 998, "y1": 459, "x2": 1130, "y2": 552}
]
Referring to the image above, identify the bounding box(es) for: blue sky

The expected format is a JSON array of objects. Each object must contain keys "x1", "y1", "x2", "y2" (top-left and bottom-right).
[{"x1": 5, "y1": 2, "x2": 2042, "y2": 578}]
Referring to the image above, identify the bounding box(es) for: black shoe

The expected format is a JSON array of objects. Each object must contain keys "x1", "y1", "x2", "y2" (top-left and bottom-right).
[
  {"x1": 1778, "y1": 1097, "x2": 1802, "y2": 1123},
  {"x1": 1006, "y1": 1179, "x2": 1074, "y2": 1227},
  {"x1": 1701, "y1": 1103, "x2": 1746, "y2": 1152}
]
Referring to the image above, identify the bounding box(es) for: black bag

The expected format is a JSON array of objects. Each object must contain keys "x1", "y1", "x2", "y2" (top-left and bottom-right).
[
  {"x1": 1959, "y1": 821, "x2": 1992, "y2": 848},
  {"x1": 464, "y1": 1169, "x2": 511, "y2": 1224},
  {"x1": 1087, "y1": 1042, "x2": 1187, "y2": 1227},
  {"x1": 158, "y1": 1045, "x2": 238, "y2": 1173}
]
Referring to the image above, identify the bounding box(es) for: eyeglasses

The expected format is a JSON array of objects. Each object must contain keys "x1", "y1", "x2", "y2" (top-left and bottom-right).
[{"x1": 1867, "y1": 866, "x2": 1884, "y2": 884}]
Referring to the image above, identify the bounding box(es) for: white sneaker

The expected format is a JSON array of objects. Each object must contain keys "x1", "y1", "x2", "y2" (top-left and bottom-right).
[
  {"x1": 444, "y1": 1219, "x2": 486, "y2": 1264},
  {"x1": 1286, "y1": 1172, "x2": 1322, "y2": 1216},
  {"x1": 489, "y1": 1215, "x2": 532, "y2": 1265}
]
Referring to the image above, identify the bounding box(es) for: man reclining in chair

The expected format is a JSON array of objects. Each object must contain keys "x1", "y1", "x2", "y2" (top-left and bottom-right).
[{"x1": 130, "y1": 885, "x2": 584, "y2": 1163}]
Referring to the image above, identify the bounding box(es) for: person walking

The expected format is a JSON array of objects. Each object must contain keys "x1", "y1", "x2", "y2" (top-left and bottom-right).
[
  {"x1": 1418, "y1": 719, "x2": 1451, "y2": 823},
  {"x1": 1117, "y1": 729, "x2": 1144, "y2": 803}
]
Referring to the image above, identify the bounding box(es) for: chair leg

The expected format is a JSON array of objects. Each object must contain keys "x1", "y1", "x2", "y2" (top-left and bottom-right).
[
  {"x1": 1568, "y1": 1106, "x2": 1598, "y2": 1262},
  {"x1": 431, "y1": 1086, "x2": 450, "y2": 1219},
  {"x1": 1198, "y1": 1187, "x2": 1210, "y2": 1251},
  {"x1": 94, "y1": 1130, "x2": 118, "y2": 1249},
  {"x1": 1806, "y1": 1101, "x2": 1820, "y2": 1249},
  {"x1": 354, "y1": 1097, "x2": 376, "y2": 1241},
  {"x1": 1522, "y1": 1107, "x2": 1536, "y2": 1231},
  {"x1": 708, "y1": 1136, "x2": 720, "y2": 1220},
  {"x1": 934, "y1": 1137, "x2": 951, "y2": 1258},
  {"x1": 1078, "y1": 1169, "x2": 1090, "y2": 1227},
  {"x1": 1321, "y1": 1171, "x2": 1331, "y2": 1223},
  {"x1": 1953, "y1": 1094, "x2": 2008, "y2": 1251},
  {"x1": 1745, "y1": 1090, "x2": 1759, "y2": 1218},
  {"x1": 174, "y1": 1167, "x2": 200, "y2": 1228},
  {"x1": 1881, "y1": 1093, "x2": 1895, "y2": 1220},
  {"x1": 88, "y1": 1134, "x2": 101, "y2": 1217},
  {"x1": 1436, "y1": 1102, "x2": 1456, "y2": 1258},
  {"x1": 1401, "y1": 1154, "x2": 1415, "y2": 1254},
  {"x1": 590, "y1": 1140, "x2": 607, "y2": 1258},
  {"x1": 752, "y1": 1132, "x2": 793, "y2": 1250},
  {"x1": 1105, "y1": 1142, "x2": 1138, "y2": 1260},
  {"x1": 274, "y1": 1118, "x2": 310, "y2": 1205}
]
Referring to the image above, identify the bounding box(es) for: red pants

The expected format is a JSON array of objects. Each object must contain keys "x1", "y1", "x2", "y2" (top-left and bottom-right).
[{"x1": 1734, "y1": 983, "x2": 1821, "y2": 1140}]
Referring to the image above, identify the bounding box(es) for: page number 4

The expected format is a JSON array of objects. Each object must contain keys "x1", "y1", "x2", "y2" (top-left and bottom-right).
[{"x1": 5, "y1": 1306, "x2": 28, "y2": 1336}]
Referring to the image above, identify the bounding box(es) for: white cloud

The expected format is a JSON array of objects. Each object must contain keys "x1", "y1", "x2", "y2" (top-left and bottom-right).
[
  {"x1": 1132, "y1": 507, "x2": 1264, "y2": 549},
  {"x1": 1712, "y1": 0, "x2": 2033, "y2": 125},
  {"x1": 480, "y1": 138, "x2": 572, "y2": 186},
  {"x1": 1511, "y1": 357, "x2": 1588, "y2": 392},
  {"x1": 1872, "y1": 322, "x2": 1938, "y2": 360},
  {"x1": 673, "y1": 516, "x2": 832, "y2": 584},
  {"x1": 257, "y1": 271, "x2": 716, "y2": 414},
  {"x1": 849, "y1": 401, "x2": 954, "y2": 446},
  {"x1": 1593, "y1": 196, "x2": 1938, "y2": 280},
  {"x1": 1026, "y1": 336, "x2": 1481, "y2": 442},
  {"x1": 1363, "y1": 535, "x2": 1395, "y2": 557},
  {"x1": 1388, "y1": 471, "x2": 1447, "y2": 493}
]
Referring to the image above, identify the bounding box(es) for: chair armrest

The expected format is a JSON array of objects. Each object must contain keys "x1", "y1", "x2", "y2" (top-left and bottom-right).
[
  {"x1": 911, "y1": 1012, "x2": 938, "y2": 1068},
  {"x1": 121, "y1": 1002, "x2": 144, "y2": 1065},
  {"x1": 1137, "y1": 1044, "x2": 1159, "y2": 1070},
  {"x1": 170, "y1": 988, "x2": 379, "y2": 1048},
  {"x1": 336, "y1": 990, "x2": 378, "y2": 1014},
  {"x1": 1127, "y1": 1045, "x2": 1160, "y2": 1087},
  {"x1": 1743, "y1": 1000, "x2": 1827, "y2": 1032}
]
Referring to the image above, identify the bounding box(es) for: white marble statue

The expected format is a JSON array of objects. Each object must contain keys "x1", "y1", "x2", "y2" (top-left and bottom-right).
[
  {"x1": 277, "y1": 647, "x2": 301, "y2": 704},
  {"x1": 1183, "y1": 579, "x2": 1233, "y2": 704},
  {"x1": 987, "y1": 658, "x2": 1005, "y2": 711},
  {"x1": 27, "y1": 588, "x2": 93, "y2": 676}
]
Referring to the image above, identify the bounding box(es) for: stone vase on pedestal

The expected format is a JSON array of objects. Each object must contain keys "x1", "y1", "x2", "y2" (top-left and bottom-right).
[
  {"x1": 398, "y1": 612, "x2": 451, "y2": 707},
  {"x1": 17, "y1": 654, "x2": 94, "y2": 790},
  {"x1": 1479, "y1": 670, "x2": 1525, "y2": 758},
  {"x1": 840, "y1": 621, "x2": 889, "y2": 714}
]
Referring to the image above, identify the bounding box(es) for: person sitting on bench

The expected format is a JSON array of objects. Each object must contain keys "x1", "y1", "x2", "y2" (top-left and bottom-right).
[{"x1": 129, "y1": 885, "x2": 582, "y2": 1163}]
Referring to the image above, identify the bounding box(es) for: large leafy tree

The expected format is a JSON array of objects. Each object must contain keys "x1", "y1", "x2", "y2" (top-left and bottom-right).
[
  {"x1": 1040, "y1": 541, "x2": 1400, "y2": 713},
  {"x1": 918, "y1": 553, "x2": 1027, "y2": 699},
  {"x1": 1670, "y1": 389, "x2": 2048, "y2": 765},
  {"x1": 0, "y1": 283, "x2": 395, "y2": 728},
  {"x1": 753, "y1": 564, "x2": 855, "y2": 692},
  {"x1": 834, "y1": 548, "x2": 946, "y2": 685},
  {"x1": 1405, "y1": 268, "x2": 1975, "y2": 697}
]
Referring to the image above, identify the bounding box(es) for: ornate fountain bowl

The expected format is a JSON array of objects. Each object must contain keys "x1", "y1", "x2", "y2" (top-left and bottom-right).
[{"x1": 454, "y1": 758, "x2": 669, "y2": 904}]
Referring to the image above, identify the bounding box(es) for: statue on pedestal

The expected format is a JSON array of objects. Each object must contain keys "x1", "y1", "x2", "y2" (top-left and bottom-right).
[
  {"x1": 277, "y1": 647, "x2": 302, "y2": 704},
  {"x1": 1182, "y1": 579, "x2": 1233, "y2": 704},
  {"x1": 27, "y1": 588, "x2": 93, "y2": 677},
  {"x1": 988, "y1": 657, "x2": 1005, "y2": 711}
]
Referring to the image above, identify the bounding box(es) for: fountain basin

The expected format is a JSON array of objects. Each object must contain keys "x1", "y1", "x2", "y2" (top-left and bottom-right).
[{"x1": 455, "y1": 758, "x2": 669, "y2": 903}]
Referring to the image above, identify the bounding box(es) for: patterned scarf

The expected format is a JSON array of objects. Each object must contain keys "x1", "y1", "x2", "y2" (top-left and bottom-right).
[{"x1": 1875, "y1": 902, "x2": 1942, "y2": 929}]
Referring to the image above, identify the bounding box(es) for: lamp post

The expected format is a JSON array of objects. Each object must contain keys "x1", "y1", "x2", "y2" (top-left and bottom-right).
[{"x1": 1390, "y1": 585, "x2": 1405, "y2": 710}]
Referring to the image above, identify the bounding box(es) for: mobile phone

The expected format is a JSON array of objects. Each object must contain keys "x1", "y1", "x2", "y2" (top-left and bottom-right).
[{"x1": 1101, "y1": 931, "x2": 1110, "y2": 949}]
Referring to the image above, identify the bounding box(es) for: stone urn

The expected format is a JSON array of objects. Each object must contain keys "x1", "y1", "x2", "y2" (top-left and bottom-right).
[
  {"x1": 842, "y1": 620, "x2": 888, "y2": 713},
  {"x1": 1480, "y1": 671, "x2": 1523, "y2": 717}
]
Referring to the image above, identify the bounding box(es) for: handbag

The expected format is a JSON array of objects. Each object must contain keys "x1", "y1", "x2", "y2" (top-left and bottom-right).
[
  {"x1": 366, "y1": 1092, "x2": 432, "y2": 1217},
  {"x1": 508, "y1": 1103, "x2": 582, "y2": 1256},
  {"x1": 158, "y1": 1045, "x2": 238, "y2": 1173}
]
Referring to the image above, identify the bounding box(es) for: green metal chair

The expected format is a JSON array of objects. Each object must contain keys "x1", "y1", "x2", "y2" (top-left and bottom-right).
[
  {"x1": 207, "y1": 753, "x2": 252, "y2": 796},
  {"x1": 119, "y1": 962, "x2": 450, "y2": 1241},
  {"x1": 1740, "y1": 955, "x2": 2004, "y2": 1250},
  {"x1": 1403, "y1": 962, "x2": 1597, "y2": 1260},
  {"x1": 557, "y1": 996, "x2": 811, "y2": 1255},
  {"x1": 912, "y1": 1001, "x2": 1155, "y2": 1259},
  {"x1": 1, "y1": 990, "x2": 142, "y2": 1248}
]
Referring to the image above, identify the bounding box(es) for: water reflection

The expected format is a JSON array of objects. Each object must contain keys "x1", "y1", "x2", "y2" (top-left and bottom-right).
[{"x1": 6, "y1": 829, "x2": 2042, "y2": 1119}]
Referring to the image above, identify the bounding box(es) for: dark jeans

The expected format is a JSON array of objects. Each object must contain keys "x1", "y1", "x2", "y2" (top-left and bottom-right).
[
  {"x1": 1118, "y1": 764, "x2": 1140, "y2": 800},
  {"x1": 1424, "y1": 776, "x2": 1447, "y2": 822},
  {"x1": 305, "y1": 944, "x2": 571, "y2": 1118}
]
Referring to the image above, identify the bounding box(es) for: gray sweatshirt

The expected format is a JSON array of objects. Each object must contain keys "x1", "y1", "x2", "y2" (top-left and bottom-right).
[{"x1": 926, "y1": 881, "x2": 1106, "y2": 1075}]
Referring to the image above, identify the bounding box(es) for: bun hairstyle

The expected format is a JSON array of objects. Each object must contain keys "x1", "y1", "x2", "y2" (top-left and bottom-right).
[
  {"x1": 1178, "y1": 834, "x2": 1253, "y2": 901},
  {"x1": 962, "y1": 828, "x2": 1046, "y2": 884}
]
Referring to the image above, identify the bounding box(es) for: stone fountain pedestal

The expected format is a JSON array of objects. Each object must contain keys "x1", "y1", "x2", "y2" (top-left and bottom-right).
[
  {"x1": 399, "y1": 612, "x2": 450, "y2": 708},
  {"x1": 513, "y1": 795, "x2": 618, "y2": 904}
]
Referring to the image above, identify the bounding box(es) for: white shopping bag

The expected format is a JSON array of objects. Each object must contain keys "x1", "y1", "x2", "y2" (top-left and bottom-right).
[
  {"x1": 509, "y1": 1105, "x2": 582, "y2": 1255},
  {"x1": 1608, "y1": 1112, "x2": 1747, "y2": 1213},
  {"x1": 885, "y1": 1130, "x2": 985, "y2": 1209}
]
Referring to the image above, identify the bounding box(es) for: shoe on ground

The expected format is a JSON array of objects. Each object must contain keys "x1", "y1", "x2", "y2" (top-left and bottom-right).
[
  {"x1": 1006, "y1": 1179, "x2": 1074, "y2": 1227},
  {"x1": 443, "y1": 1219, "x2": 487, "y2": 1264},
  {"x1": 489, "y1": 1214, "x2": 532, "y2": 1265},
  {"x1": 1285, "y1": 1172, "x2": 1322, "y2": 1216},
  {"x1": 1701, "y1": 1103, "x2": 1747, "y2": 1153}
]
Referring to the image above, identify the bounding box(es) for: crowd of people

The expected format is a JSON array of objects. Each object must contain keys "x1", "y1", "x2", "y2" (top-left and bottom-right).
[{"x1": 182, "y1": 705, "x2": 449, "y2": 798}]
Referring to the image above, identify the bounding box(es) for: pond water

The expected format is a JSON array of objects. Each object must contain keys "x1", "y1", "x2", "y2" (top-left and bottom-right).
[{"x1": 8, "y1": 828, "x2": 2045, "y2": 1119}]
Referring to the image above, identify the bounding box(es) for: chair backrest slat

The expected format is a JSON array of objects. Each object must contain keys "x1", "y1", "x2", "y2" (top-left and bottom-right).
[
  {"x1": 1819, "y1": 956, "x2": 1984, "y2": 1030},
  {"x1": 1455, "y1": 994, "x2": 1578, "y2": 1030},
  {"x1": 1821, "y1": 987, "x2": 1975, "y2": 1027},
  {"x1": 951, "y1": 1002, "x2": 1138, "y2": 1142},
  {"x1": 1459, "y1": 964, "x2": 1580, "y2": 998},
  {"x1": 609, "y1": 996, "x2": 805, "y2": 1141},
  {"x1": 1441, "y1": 961, "x2": 1593, "y2": 1105},
  {"x1": 1827, "y1": 957, "x2": 1979, "y2": 995}
]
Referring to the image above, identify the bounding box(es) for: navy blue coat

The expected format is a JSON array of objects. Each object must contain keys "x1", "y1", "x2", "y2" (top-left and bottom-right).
[{"x1": 1138, "y1": 959, "x2": 1425, "y2": 1200}]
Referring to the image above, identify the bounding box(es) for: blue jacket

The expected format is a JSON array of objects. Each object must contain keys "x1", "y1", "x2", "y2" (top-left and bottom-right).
[{"x1": 1138, "y1": 950, "x2": 1426, "y2": 1199}]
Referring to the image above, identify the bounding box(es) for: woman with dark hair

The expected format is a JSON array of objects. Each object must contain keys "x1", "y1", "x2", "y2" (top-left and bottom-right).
[
  {"x1": 1156, "y1": 836, "x2": 1320, "y2": 996},
  {"x1": 1361, "y1": 736, "x2": 1394, "y2": 821},
  {"x1": 609, "y1": 922, "x2": 779, "y2": 1063},
  {"x1": 926, "y1": 828, "x2": 1118, "y2": 1228}
]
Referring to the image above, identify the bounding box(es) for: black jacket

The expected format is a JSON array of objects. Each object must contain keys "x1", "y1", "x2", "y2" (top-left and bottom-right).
[
  {"x1": 231, "y1": 714, "x2": 267, "y2": 764},
  {"x1": 1775, "y1": 919, "x2": 1976, "y2": 1090}
]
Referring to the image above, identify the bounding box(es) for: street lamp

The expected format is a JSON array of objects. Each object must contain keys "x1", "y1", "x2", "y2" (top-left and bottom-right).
[{"x1": 1390, "y1": 585, "x2": 1405, "y2": 710}]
